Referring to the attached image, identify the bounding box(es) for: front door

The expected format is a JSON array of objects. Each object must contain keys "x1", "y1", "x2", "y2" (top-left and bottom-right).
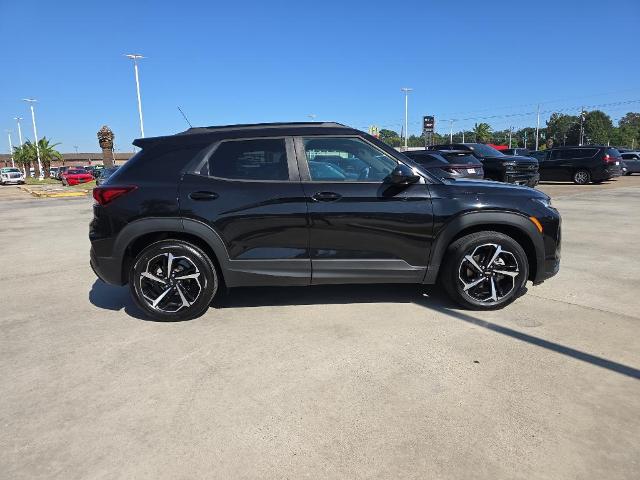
[{"x1": 294, "y1": 135, "x2": 434, "y2": 284}]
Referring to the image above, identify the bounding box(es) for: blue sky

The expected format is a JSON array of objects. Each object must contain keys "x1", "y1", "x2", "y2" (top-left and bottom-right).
[{"x1": 1, "y1": 0, "x2": 639, "y2": 152}]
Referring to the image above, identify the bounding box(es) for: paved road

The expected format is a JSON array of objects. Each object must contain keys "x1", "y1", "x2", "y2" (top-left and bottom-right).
[{"x1": 1, "y1": 179, "x2": 639, "y2": 479}]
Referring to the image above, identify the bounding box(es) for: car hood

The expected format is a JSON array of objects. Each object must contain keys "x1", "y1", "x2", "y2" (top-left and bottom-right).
[{"x1": 443, "y1": 177, "x2": 549, "y2": 199}]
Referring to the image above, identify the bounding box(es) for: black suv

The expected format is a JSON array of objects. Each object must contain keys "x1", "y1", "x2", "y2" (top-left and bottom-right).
[
  {"x1": 90, "y1": 123, "x2": 561, "y2": 321},
  {"x1": 427, "y1": 143, "x2": 539, "y2": 187},
  {"x1": 532, "y1": 146, "x2": 623, "y2": 184}
]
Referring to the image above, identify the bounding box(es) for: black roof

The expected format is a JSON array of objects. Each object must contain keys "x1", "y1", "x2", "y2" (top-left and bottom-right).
[{"x1": 133, "y1": 122, "x2": 355, "y2": 148}]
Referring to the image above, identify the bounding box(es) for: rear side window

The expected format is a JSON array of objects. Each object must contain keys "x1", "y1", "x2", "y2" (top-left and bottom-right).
[
  {"x1": 442, "y1": 153, "x2": 478, "y2": 164},
  {"x1": 108, "y1": 146, "x2": 205, "y2": 183},
  {"x1": 208, "y1": 138, "x2": 289, "y2": 181},
  {"x1": 606, "y1": 148, "x2": 621, "y2": 158}
]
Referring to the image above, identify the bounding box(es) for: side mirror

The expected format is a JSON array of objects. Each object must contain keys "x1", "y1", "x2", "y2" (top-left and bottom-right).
[{"x1": 389, "y1": 164, "x2": 421, "y2": 185}]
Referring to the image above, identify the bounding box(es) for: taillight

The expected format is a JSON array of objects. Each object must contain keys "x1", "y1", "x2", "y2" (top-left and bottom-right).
[
  {"x1": 92, "y1": 186, "x2": 137, "y2": 205},
  {"x1": 603, "y1": 154, "x2": 618, "y2": 164}
]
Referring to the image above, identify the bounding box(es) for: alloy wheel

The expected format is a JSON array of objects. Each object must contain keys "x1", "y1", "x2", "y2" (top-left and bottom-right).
[
  {"x1": 458, "y1": 243, "x2": 520, "y2": 304},
  {"x1": 139, "y1": 252, "x2": 203, "y2": 313},
  {"x1": 574, "y1": 170, "x2": 589, "y2": 184}
]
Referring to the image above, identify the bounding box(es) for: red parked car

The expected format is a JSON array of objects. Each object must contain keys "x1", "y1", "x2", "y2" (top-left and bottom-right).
[{"x1": 61, "y1": 168, "x2": 94, "y2": 186}]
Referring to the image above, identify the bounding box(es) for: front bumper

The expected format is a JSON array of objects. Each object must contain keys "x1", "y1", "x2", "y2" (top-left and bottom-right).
[{"x1": 505, "y1": 172, "x2": 540, "y2": 187}]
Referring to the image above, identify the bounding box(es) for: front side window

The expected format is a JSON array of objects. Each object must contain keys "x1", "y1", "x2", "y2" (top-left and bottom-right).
[
  {"x1": 302, "y1": 137, "x2": 397, "y2": 182},
  {"x1": 209, "y1": 138, "x2": 289, "y2": 181}
]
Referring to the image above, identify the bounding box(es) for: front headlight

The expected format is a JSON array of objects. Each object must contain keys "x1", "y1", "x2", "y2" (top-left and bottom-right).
[{"x1": 532, "y1": 197, "x2": 553, "y2": 209}]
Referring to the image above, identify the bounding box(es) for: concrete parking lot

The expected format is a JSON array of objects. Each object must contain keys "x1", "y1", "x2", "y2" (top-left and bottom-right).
[{"x1": 1, "y1": 178, "x2": 639, "y2": 479}]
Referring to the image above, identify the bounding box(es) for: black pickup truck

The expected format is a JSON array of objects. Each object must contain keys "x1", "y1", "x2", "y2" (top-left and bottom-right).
[{"x1": 427, "y1": 143, "x2": 539, "y2": 187}]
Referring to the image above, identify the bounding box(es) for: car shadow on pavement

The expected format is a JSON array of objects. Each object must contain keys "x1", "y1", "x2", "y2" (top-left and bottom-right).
[
  {"x1": 89, "y1": 280, "x2": 148, "y2": 320},
  {"x1": 89, "y1": 280, "x2": 640, "y2": 380}
]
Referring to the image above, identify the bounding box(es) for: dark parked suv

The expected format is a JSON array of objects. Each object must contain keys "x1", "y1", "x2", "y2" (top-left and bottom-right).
[
  {"x1": 533, "y1": 146, "x2": 623, "y2": 184},
  {"x1": 427, "y1": 143, "x2": 539, "y2": 187},
  {"x1": 90, "y1": 122, "x2": 561, "y2": 321}
]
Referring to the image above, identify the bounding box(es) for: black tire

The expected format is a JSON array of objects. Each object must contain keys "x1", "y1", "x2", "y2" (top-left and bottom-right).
[
  {"x1": 440, "y1": 231, "x2": 529, "y2": 310},
  {"x1": 129, "y1": 239, "x2": 219, "y2": 321},
  {"x1": 572, "y1": 169, "x2": 591, "y2": 185}
]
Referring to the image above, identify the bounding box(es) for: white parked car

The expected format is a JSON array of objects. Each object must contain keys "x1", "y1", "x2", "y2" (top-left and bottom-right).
[{"x1": 0, "y1": 167, "x2": 25, "y2": 185}]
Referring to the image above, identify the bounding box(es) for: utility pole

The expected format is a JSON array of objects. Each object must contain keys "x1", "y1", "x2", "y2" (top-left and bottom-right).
[
  {"x1": 401, "y1": 87, "x2": 412, "y2": 149},
  {"x1": 508, "y1": 126, "x2": 513, "y2": 148},
  {"x1": 23, "y1": 98, "x2": 43, "y2": 178},
  {"x1": 449, "y1": 120, "x2": 454, "y2": 143},
  {"x1": 14, "y1": 117, "x2": 23, "y2": 146},
  {"x1": 462, "y1": 130, "x2": 465, "y2": 143},
  {"x1": 524, "y1": 130, "x2": 528, "y2": 149},
  {"x1": 6, "y1": 131, "x2": 14, "y2": 167},
  {"x1": 579, "y1": 107, "x2": 586, "y2": 146},
  {"x1": 125, "y1": 54, "x2": 146, "y2": 137},
  {"x1": 535, "y1": 104, "x2": 540, "y2": 150}
]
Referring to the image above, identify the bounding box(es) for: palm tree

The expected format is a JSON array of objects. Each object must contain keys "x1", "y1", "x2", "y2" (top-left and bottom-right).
[
  {"x1": 472, "y1": 122, "x2": 493, "y2": 143},
  {"x1": 37, "y1": 137, "x2": 63, "y2": 178},
  {"x1": 13, "y1": 143, "x2": 37, "y2": 177}
]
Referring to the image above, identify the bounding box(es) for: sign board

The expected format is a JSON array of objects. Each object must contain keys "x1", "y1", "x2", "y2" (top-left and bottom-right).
[{"x1": 423, "y1": 116, "x2": 435, "y2": 133}]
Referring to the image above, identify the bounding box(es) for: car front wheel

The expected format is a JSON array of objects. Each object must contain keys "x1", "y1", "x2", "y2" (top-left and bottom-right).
[
  {"x1": 441, "y1": 231, "x2": 529, "y2": 310},
  {"x1": 129, "y1": 239, "x2": 219, "y2": 321}
]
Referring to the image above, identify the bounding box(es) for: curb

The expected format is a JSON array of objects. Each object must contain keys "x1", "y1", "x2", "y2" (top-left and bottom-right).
[{"x1": 18, "y1": 185, "x2": 89, "y2": 198}]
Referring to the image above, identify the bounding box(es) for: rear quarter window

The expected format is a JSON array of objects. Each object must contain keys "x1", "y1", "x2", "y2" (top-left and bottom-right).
[{"x1": 109, "y1": 145, "x2": 207, "y2": 183}]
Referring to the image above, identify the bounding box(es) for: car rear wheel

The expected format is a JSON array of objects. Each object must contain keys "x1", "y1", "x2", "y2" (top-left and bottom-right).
[
  {"x1": 129, "y1": 239, "x2": 219, "y2": 321},
  {"x1": 573, "y1": 169, "x2": 591, "y2": 185},
  {"x1": 441, "y1": 231, "x2": 529, "y2": 310}
]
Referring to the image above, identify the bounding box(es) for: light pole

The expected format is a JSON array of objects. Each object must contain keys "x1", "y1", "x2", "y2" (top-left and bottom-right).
[
  {"x1": 23, "y1": 98, "x2": 43, "y2": 178},
  {"x1": 449, "y1": 119, "x2": 454, "y2": 143},
  {"x1": 535, "y1": 104, "x2": 540, "y2": 150},
  {"x1": 401, "y1": 87, "x2": 412, "y2": 149},
  {"x1": 6, "y1": 130, "x2": 14, "y2": 167},
  {"x1": 125, "y1": 54, "x2": 145, "y2": 137},
  {"x1": 14, "y1": 117, "x2": 23, "y2": 146}
]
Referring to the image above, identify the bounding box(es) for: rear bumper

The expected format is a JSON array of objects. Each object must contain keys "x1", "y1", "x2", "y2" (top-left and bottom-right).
[{"x1": 90, "y1": 247, "x2": 125, "y2": 285}]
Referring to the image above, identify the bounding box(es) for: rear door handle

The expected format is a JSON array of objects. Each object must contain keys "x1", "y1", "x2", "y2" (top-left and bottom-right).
[
  {"x1": 189, "y1": 191, "x2": 219, "y2": 201},
  {"x1": 311, "y1": 191, "x2": 342, "y2": 202}
]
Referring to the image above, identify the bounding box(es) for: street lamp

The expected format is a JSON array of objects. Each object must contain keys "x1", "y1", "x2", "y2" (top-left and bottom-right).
[
  {"x1": 125, "y1": 54, "x2": 145, "y2": 138},
  {"x1": 401, "y1": 87, "x2": 413, "y2": 150},
  {"x1": 23, "y1": 98, "x2": 43, "y2": 178},
  {"x1": 13, "y1": 117, "x2": 23, "y2": 146},
  {"x1": 5, "y1": 130, "x2": 14, "y2": 167}
]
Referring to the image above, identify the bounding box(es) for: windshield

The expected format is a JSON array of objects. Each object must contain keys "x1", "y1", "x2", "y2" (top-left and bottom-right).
[
  {"x1": 467, "y1": 144, "x2": 504, "y2": 157},
  {"x1": 1, "y1": 168, "x2": 21, "y2": 173}
]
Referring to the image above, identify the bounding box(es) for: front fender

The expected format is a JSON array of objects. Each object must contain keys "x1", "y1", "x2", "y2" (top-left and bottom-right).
[{"x1": 422, "y1": 210, "x2": 544, "y2": 284}]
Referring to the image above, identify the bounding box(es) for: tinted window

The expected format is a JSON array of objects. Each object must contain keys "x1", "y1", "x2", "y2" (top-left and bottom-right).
[
  {"x1": 406, "y1": 152, "x2": 447, "y2": 165},
  {"x1": 621, "y1": 153, "x2": 639, "y2": 160},
  {"x1": 552, "y1": 148, "x2": 597, "y2": 159},
  {"x1": 442, "y1": 153, "x2": 479, "y2": 164},
  {"x1": 303, "y1": 137, "x2": 397, "y2": 182},
  {"x1": 466, "y1": 144, "x2": 504, "y2": 157},
  {"x1": 209, "y1": 138, "x2": 288, "y2": 181},
  {"x1": 606, "y1": 148, "x2": 621, "y2": 158}
]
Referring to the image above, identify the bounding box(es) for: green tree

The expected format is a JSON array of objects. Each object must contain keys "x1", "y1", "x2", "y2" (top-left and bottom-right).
[
  {"x1": 583, "y1": 110, "x2": 613, "y2": 145},
  {"x1": 472, "y1": 123, "x2": 492, "y2": 143},
  {"x1": 378, "y1": 129, "x2": 401, "y2": 147},
  {"x1": 616, "y1": 112, "x2": 640, "y2": 148},
  {"x1": 12, "y1": 144, "x2": 32, "y2": 177},
  {"x1": 36, "y1": 137, "x2": 63, "y2": 178},
  {"x1": 546, "y1": 113, "x2": 579, "y2": 146}
]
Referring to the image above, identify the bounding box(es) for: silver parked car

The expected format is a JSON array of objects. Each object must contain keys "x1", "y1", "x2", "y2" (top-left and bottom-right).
[
  {"x1": 621, "y1": 152, "x2": 640, "y2": 175},
  {"x1": 0, "y1": 167, "x2": 25, "y2": 185}
]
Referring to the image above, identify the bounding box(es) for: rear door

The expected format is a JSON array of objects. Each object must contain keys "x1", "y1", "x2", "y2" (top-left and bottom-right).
[
  {"x1": 179, "y1": 136, "x2": 310, "y2": 286},
  {"x1": 294, "y1": 135, "x2": 434, "y2": 284}
]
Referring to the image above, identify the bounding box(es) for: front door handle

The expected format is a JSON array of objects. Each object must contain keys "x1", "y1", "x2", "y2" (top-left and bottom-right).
[
  {"x1": 189, "y1": 191, "x2": 219, "y2": 201},
  {"x1": 311, "y1": 191, "x2": 342, "y2": 202}
]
